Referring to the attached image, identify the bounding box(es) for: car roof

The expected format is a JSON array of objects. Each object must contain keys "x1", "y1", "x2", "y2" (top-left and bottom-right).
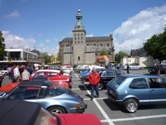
[
  {"x1": 19, "y1": 80, "x2": 47, "y2": 87},
  {"x1": 0, "y1": 100, "x2": 41, "y2": 125},
  {"x1": 120, "y1": 74, "x2": 165, "y2": 78}
]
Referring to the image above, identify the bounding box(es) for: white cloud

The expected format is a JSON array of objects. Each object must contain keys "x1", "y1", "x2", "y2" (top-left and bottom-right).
[
  {"x1": 39, "y1": 43, "x2": 44, "y2": 47},
  {"x1": 45, "y1": 39, "x2": 50, "y2": 43},
  {"x1": 6, "y1": 11, "x2": 20, "y2": 18},
  {"x1": 113, "y1": 5, "x2": 166, "y2": 54},
  {"x1": 2, "y1": 31, "x2": 36, "y2": 49},
  {"x1": 86, "y1": 34, "x2": 94, "y2": 37},
  {"x1": 38, "y1": 45, "x2": 59, "y2": 56}
]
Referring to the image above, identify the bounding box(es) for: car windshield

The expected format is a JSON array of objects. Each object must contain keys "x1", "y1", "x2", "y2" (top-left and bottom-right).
[{"x1": 108, "y1": 76, "x2": 126, "y2": 89}]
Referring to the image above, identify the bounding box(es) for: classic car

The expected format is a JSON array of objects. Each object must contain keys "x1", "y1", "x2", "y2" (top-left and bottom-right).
[
  {"x1": 0, "y1": 100, "x2": 102, "y2": 125},
  {"x1": 1, "y1": 80, "x2": 87, "y2": 115},
  {"x1": 31, "y1": 69, "x2": 72, "y2": 89},
  {"x1": 148, "y1": 65, "x2": 166, "y2": 74},
  {"x1": 82, "y1": 69, "x2": 124, "y2": 90},
  {"x1": 106, "y1": 74, "x2": 166, "y2": 113}
]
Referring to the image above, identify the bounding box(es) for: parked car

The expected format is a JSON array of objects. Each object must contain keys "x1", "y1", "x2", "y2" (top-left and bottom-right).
[
  {"x1": 0, "y1": 100, "x2": 102, "y2": 125},
  {"x1": 0, "y1": 80, "x2": 87, "y2": 115},
  {"x1": 148, "y1": 65, "x2": 166, "y2": 74},
  {"x1": 106, "y1": 74, "x2": 166, "y2": 113},
  {"x1": 31, "y1": 69, "x2": 72, "y2": 89},
  {"x1": 124, "y1": 64, "x2": 143, "y2": 70},
  {"x1": 0, "y1": 68, "x2": 7, "y2": 76},
  {"x1": 0, "y1": 75, "x2": 4, "y2": 87},
  {"x1": 82, "y1": 69, "x2": 124, "y2": 90}
]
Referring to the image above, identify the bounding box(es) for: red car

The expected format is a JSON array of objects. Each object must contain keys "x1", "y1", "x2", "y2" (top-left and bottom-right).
[
  {"x1": 0, "y1": 100, "x2": 102, "y2": 125},
  {"x1": 31, "y1": 70, "x2": 72, "y2": 89}
]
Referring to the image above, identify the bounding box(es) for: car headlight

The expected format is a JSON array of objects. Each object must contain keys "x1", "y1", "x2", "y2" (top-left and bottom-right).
[{"x1": 76, "y1": 103, "x2": 82, "y2": 108}]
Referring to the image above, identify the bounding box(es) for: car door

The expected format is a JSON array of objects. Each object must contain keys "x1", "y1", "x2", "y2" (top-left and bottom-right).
[
  {"x1": 148, "y1": 77, "x2": 166, "y2": 104},
  {"x1": 5, "y1": 86, "x2": 39, "y2": 103}
]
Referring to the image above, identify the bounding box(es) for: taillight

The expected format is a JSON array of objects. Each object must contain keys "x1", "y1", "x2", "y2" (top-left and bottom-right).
[{"x1": 113, "y1": 92, "x2": 118, "y2": 98}]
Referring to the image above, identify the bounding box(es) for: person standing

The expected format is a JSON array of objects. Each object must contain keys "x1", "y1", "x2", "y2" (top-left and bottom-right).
[
  {"x1": 127, "y1": 64, "x2": 130, "y2": 74},
  {"x1": 88, "y1": 67, "x2": 100, "y2": 100},
  {"x1": 14, "y1": 65, "x2": 20, "y2": 82},
  {"x1": 22, "y1": 67, "x2": 30, "y2": 81},
  {"x1": 155, "y1": 62, "x2": 161, "y2": 75},
  {"x1": 7, "y1": 66, "x2": 12, "y2": 79},
  {"x1": 11, "y1": 64, "x2": 16, "y2": 82}
]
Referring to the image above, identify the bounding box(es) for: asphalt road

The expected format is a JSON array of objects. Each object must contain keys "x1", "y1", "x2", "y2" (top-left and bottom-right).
[{"x1": 1, "y1": 70, "x2": 166, "y2": 125}]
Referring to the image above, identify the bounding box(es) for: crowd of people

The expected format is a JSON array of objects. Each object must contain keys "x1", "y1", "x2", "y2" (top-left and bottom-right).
[{"x1": 7, "y1": 64, "x2": 34, "y2": 82}]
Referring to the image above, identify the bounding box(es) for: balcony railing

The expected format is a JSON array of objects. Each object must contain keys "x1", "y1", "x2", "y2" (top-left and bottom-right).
[{"x1": 2, "y1": 57, "x2": 43, "y2": 63}]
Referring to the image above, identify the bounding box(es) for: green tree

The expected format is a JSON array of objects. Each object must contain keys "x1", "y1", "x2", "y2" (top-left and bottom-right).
[
  {"x1": 144, "y1": 27, "x2": 166, "y2": 62},
  {"x1": 115, "y1": 51, "x2": 129, "y2": 63},
  {"x1": 0, "y1": 31, "x2": 7, "y2": 60},
  {"x1": 100, "y1": 50, "x2": 108, "y2": 56},
  {"x1": 41, "y1": 52, "x2": 51, "y2": 64},
  {"x1": 56, "y1": 52, "x2": 60, "y2": 62}
]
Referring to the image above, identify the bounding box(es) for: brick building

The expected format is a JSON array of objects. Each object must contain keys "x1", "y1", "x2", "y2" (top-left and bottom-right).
[{"x1": 59, "y1": 9, "x2": 115, "y2": 65}]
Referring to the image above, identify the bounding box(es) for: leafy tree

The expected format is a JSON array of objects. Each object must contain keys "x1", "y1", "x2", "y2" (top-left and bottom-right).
[
  {"x1": 100, "y1": 50, "x2": 108, "y2": 56},
  {"x1": 40, "y1": 52, "x2": 51, "y2": 64},
  {"x1": 115, "y1": 51, "x2": 129, "y2": 63},
  {"x1": 144, "y1": 27, "x2": 166, "y2": 62},
  {"x1": 56, "y1": 52, "x2": 60, "y2": 62},
  {"x1": 0, "y1": 31, "x2": 7, "y2": 60}
]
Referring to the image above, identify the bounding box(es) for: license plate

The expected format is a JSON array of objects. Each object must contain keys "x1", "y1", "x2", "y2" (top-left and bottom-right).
[{"x1": 84, "y1": 82, "x2": 90, "y2": 85}]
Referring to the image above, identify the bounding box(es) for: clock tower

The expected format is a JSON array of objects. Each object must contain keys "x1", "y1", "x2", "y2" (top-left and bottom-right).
[{"x1": 72, "y1": 9, "x2": 86, "y2": 64}]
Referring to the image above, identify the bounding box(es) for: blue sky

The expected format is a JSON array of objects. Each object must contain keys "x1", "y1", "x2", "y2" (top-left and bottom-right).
[{"x1": 0, "y1": 0, "x2": 166, "y2": 55}]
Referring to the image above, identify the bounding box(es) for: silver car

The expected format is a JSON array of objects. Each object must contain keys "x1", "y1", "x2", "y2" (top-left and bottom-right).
[{"x1": 1, "y1": 80, "x2": 87, "y2": 115}]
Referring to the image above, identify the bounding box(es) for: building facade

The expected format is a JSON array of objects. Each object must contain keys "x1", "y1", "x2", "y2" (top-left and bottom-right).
[{"x1": 59, "y1": 9, "x2": 115, "y2": 65}]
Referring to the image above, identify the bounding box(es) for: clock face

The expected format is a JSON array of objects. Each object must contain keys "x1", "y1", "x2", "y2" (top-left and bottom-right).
[{"x1": 77, "y1": 25, "x2": 80, "y2": 28}]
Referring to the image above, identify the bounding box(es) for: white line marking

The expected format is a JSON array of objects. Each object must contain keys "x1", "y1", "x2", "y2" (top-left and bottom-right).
[
  {"x1": 83, "y1": 97, "x2": 107, "y2": 100},
  {"x1": 71, "y1": 88, "x2": 80, "y2": 90},
  {"x1": 101, "y1": 114, "x2": 166, "y2": 122},
  {"x1": 75, "y1": 73, "x2": 114, "y2": 125}
]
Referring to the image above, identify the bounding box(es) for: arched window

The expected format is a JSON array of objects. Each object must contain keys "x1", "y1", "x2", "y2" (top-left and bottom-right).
[
  {"x1": 106, "y1": 43, "x2": 110, "y2": 47},
  {"x1": 93, "y1": 44, "x2": 96, "y2": 47},
  {"x1": 100, "y1": 43, "x2": 103, "y2": 47}
]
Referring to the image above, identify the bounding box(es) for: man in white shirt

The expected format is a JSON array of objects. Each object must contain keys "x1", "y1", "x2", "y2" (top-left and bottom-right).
[
  {"x1": 14, "y1": 65, "x2": 20, "y2": 82},
  {"x1": 22, "y1": 68, "x2": 30, "y2": 81}
]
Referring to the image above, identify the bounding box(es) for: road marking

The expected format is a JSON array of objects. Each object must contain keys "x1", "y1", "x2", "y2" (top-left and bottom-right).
[
  {"x1": 101, "y1": 114, "x2": 166, "y2": 122},
  {"x1": 83, "y1": 97, "x2": 108, "y2": 100},
  {"x1": 75, "y1": 73, "x2": 114, "y2": 125},
  {"x1": 71, "y1": 88, "x2": 80, "y2": 90}
]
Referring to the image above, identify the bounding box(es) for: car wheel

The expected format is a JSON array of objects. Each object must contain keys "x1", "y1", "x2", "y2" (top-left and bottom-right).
[
  {"x1": 48, "y1": 106, "x2": 66, "y2": 115},
  {"x1": 98, "y1": 83, "x2": 104, "y2": 91},
  {"x1": 123, "y1": 99, "x2": 138, "y2": 113},
  {"x1": 139, "y1": 67, "x2": 143, "y2": 70}
]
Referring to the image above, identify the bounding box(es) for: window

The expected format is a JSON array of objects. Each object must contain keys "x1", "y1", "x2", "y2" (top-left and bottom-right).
[
  {"x1": 78, "y1": 41, "x2": 80, "y2": 44},
  {"x1": 75, "y1": 38, "x2": 76, "y2": 40},
  {"x1": 75, "y1": 41, "x2": 77, "y2": 44},
  {"x1": 78, "y1": 56, "x2": 80, "y2": 61},
  {"x1": 148, "y1": 78, "x2": 165, "y2": 88},
  {"x1": 75, "y1": 34, "x2": 76, "y2": 36},
  {"x1": 129, "y1": 78, "x2": 148, "y2": 89},
  {"x1": 93, "y1": 44, "x2": 96, "y2": 47},
  {"x1": 101, "y1": 71, "x2": 115, "y2": 77},
  {"x1": 78, "y1": 34, "x2": 80, "y2": 36},
  {"x1": 35, "y1": 72, "x2": 45, "y2": 77},
  {"x1": 100, "y1": 43, "x2": 103, "y2": 47},
  {"x1": 7, "y1": 87, "x2": 40, "y2": 100},
  {"x1": 46, "y1": 87, "x2": 66, "y2": 97},
  {"x1": 106, "y1": 43, "x2": 110, "y2": 47},
  {"x1": 108, "y1": 76, "x2": 126, "y2": 89},
  {"x1": 78, "y1": 37, "x2": 80, "y2": 40},
  {"x1": 81, "y1": 41, "x2": 83, "y2": 44},
  {"x1": 66, "y1": 44, "x2": 69, "y2": 47},
  {"x1": 86, "y1": 44, "x2": 90, "y2": 46},
  {"x1": 81, "y1": 33, "x2": 83, "y2": 36},
  {"x1": 47, "y1": 72, "x2": 57, "y2": 77}
]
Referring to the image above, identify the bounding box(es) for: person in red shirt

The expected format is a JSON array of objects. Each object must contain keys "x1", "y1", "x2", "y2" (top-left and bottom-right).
[{"x1": 88, "y1": 67, "x2": 100, "y2": 100}]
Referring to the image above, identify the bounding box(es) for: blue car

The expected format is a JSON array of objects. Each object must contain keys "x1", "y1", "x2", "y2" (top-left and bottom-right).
[
  {"x1": 1, "y1": 80, "x2": 87, "y2": 115},
  {"x1": 106, "y1": 74, "x2": 166, "y2": 113}
]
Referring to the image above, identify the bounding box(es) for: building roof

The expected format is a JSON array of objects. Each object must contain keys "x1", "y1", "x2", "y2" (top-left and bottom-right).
[
  {"x1": 60, "y1": 36, "x2": 113, "y2": 43},
  {"x1": 130, "y1": 48, "x2": 147, "y2": 57}
]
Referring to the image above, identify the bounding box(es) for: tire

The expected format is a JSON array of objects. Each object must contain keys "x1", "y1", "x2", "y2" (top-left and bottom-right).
[
  {"x1": 98, "y1": 83, "x2": 104, "y2": 91},
  {"x1": 123, "y1": 99, "x2": 138, "y2": 113},
  {"x1": 139, "y1": 67, "x2": 143, "y2": 70},
  {"x1": 48, "y1": 106, "x2": 66, "y2": 115}
]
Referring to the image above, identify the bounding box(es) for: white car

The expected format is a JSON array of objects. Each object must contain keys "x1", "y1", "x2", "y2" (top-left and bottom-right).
[
  {"x1": 124, "y1": 64, "x2": 143, "y2": 70},
  {"x1": 0, "y1": 69, "x2": 8, "y2": 76}
]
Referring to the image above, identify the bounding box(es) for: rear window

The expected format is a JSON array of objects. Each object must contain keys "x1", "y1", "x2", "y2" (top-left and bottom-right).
[{"x1": 108, "y1": 76, "x2": 126, "y2": 88}]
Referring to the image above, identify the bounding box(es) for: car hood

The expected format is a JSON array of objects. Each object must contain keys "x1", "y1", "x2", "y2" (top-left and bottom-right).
[{"x1": 57, "y1": 114, "x2": 102, "y2": 125}]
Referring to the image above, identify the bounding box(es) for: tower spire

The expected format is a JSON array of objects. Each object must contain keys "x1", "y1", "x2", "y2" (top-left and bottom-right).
[{"x1": 74, "y1": 9, "x2": 85, "y2": 30}]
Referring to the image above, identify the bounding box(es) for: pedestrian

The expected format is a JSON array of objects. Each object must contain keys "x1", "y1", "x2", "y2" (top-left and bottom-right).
[
  {"x1": 7, "y1": 66, "x2": 12, "y2": 79},
  {"x1": 59, "y1": 67, "x2": 64, "y2": 76},
  {"x1": 14, "y1": 64, "x2": 20, "y2": 82},
  {"x1": 127, "y1": 64, "x2": 130, "y2": 74},
  {"x1": 11, "y1": 64, "x2": 16, "y2": 82},
  {"x1": 26, "y1": 64, "x2": 33, "y2": 75},
  {"x1": 22, "y1": 67, "x2": 30, "y2": 81},
  {"x1": 88, "y1": 67, "x2": 100, "y2": 100},
  {"x1": 155, "y1": 62, "x2": 161, "y2": 75}
]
